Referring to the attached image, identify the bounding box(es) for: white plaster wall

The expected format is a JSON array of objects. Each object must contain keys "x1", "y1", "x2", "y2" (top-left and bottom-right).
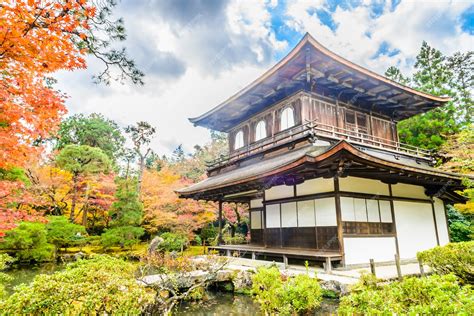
[
  {"x1": 296, "y1": 178, "x2": 334, "y2": 196},
  {"x1": 250, "y1": 198, "x2": 263, "y2": 208},
  {"x1": 265, "y1": 185, "x2": 294, "y2": 200},
  {"x1": 434, "y1": 198, "x2": 450, "y2": 245},
  {"x1": 394, "y1": 201, "x2": 437, "y2": 259},
  {"x1": 392, "y1": 183, "x2": 429, "y2": 200},
  {"x1": 344, "y1": 237, "x2": 397, "y2": 265},
  {"x1": 339, "y1": 176, "x2": 389, "y2": 196}
]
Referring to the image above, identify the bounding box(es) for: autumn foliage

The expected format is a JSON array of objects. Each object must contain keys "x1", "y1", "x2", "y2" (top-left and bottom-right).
[
  {"x1": 141, "y1": 168, "x2": 216, "y2": 237},
  {"x1": 0, "y1": 0, "x2": 98, "y2": 168}
]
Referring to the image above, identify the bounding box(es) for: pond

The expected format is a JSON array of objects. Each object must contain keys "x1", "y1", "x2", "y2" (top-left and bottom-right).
[
  {"x1": 5, "y1": 263, "x2": 340, "y2": 314},
  {"x1": 174, "y1": 292, "x2": 339, "y2": 315},
  {"x1": 4, "y1": 262, "x2": 65, "y2": 295}
]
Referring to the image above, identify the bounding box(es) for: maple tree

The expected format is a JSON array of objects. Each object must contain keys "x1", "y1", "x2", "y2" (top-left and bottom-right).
[
  {"x1": 0, "y1": 0, "x2": 141, "y2": 232},
  {"x1": 141, "y1": 168, "x2": 216, "y2": 238},
  {"x1": 55, "y1": 145, "x2": 111, "y2": 223}
]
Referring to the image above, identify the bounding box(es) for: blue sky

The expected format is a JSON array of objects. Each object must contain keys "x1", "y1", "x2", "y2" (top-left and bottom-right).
[{"x1": 56, "y1": 0, "x2": 473, "y2": 155}]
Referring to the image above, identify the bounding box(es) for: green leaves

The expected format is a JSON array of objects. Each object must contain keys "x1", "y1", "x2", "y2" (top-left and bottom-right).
[
  {"x1": 0, "y1": 256, "x2": 154, "y2": 314},
  {"x1": 339, "y1": 274, "x2": 474, "y2": 314},
  {"x1": 386, "y1": 42, "x2": 472, "y2": 151},
  {"x1": 0, "y1": 222, "x2": 54, "y2": 262},
  {"x1": 46, "y1": 216, "x2": 87, "y2": 250},
  {"x1": 55, "y1": 113, "x2": 126, "y2": 164},
  {"x1": 417, "y1": 241, "x2": 474, "y2": 284},
  {"x1": 56, "y1": 144, "x2": 111, "y2": 176},
  {"x1": 251, "y1": 266, "x2": 322, "y2": 314}
]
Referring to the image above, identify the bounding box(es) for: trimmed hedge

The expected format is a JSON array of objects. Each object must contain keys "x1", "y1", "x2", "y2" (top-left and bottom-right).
[{"x1": 417, "y1": 241, "x2": 474, "y2": 284}]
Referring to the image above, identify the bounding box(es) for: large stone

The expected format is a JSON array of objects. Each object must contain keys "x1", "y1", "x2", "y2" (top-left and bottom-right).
[
  {"x1": 148, "y1": 236, "x2": 164, "y2": 254},
  {"x1": 320, "y1": 279, "x2": 350, "y2": 296},
  {"x1": 232, "y1": 270, "x2": 254, "y2": 294}
]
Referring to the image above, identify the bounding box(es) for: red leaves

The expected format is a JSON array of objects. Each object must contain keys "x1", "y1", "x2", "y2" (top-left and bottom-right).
[{"x1": 0, "y1": 0, "x2": 96, "y2": 169}]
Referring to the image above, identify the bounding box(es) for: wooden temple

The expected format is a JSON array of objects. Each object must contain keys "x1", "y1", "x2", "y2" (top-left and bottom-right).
[{"x1": 177, "y1": 33, "x2": 468, "y2": 268}]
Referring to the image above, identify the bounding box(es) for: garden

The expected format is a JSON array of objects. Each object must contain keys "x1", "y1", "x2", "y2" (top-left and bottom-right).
[{"x1": 1, "y1": 0, "x2": 473, "y2": 315}]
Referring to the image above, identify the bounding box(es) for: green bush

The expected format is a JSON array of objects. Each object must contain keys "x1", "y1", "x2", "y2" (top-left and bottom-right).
[
  {"x1": 46, "y1": 216, "x2": 87, "y2": 251},
  {"x1": 100, "y1": 226, "x2": 144, "y2": 249},
  {"x1": 200, "y1": 225, "x2": 217, "y2": 245},
  {"x1": 158, "y1": 232, "x2": 188, "y2": 252},
  {"x1": 251, "y1": 266, "x2": 322, "y2": 314},
  {"x1": 0, "y1": 222, "x2": 54, "y2": 262},
  {"x1": 447, "y1": 205, "x2": 473, "y2": 242},
  {"x1": 0, "y1": 255, "x2": 154, "y2": 314},
  {"x1": 417, "y1": 241, "x2": 474, "y2": 284},
  {"x1": 339, "y1": 273, "x2": 474, "y2": 314},
  {"x1": 223, "y1": 233, "x2": 246, "y2": 245},
  {"x1": 0, "y1": 254, "x2": 14, "y2": 299}
]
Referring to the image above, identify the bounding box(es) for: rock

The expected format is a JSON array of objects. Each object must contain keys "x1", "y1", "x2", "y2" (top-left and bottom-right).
[
  {"x1": 232, "y1": 270, "x2": 254, "y2": 294},
  {"x1": 320, "y1": 280, "x2": 350, "y2": 296},
  {"x1": 148, "y1": 236, "x2": 164, "y2": 254},
  {"x1": 73, "y1": 251, "x2": 87, "y2": 261}
]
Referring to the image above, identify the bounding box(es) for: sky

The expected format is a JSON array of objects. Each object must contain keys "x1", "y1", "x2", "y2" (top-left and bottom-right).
[{"x1": 55, "y1": 0, "x2": 474, "y2": 156}]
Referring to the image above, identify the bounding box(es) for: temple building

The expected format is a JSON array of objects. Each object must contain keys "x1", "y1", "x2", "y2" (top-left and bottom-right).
[{"x1": 177, "y1": 33, "x2": 468, "y2": 268}]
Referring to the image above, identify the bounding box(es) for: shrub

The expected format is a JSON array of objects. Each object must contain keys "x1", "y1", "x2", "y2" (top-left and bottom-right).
[
  {"x1": 0, "y1": 255, "x2": 155, "y2": 314},
  {"x1": 251, "y1": 266, "x2": 322, "y2": 314},
  {"x1": 46, "y1": 216, "x2": 87, "y2": 251},
  {"x1": 158, "y1": 232, "x2": 188, "y2": 252},
  {"x1": 447, "y1": 205, "x2": 473, "y2": 242},
  {"x1": 200, "y1": 225, "x2": 217, "y2": 245},
  {"x1": 339, "y1": 274, "x2": 474, "y2": 314},
  {"x1": 0, "y1": 254, "x2": 14, "y2": 299},
  {"x1": 223, "y1": 233, "x2": 246, "y2": 245},
  {"x1": 100, "y1": 226, "x2": 144, "y2": 249},
  {"x1": 0, "y1": 222, "x2": 54, "y2": 262},
  {"x1": 417, "y1": 241, "x2": 474, "y2": 283}
]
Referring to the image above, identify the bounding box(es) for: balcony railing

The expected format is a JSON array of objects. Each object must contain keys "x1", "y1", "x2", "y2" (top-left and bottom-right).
[{"x1": 206, "y1": 121, "x2": 432, "y2": 170}]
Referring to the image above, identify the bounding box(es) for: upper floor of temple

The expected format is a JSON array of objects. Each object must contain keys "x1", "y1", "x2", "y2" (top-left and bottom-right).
[{"x1": 189, "y1": 34, "x2": 449, "y2": 173}]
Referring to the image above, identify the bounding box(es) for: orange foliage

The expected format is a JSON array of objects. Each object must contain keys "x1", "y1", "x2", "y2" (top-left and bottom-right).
[
  {"x1": 0, "y1": 0, "x2": 96, "y2": 168},
  {"x1": 141, "y1": 168, "x2": 216, "y2": 236}
]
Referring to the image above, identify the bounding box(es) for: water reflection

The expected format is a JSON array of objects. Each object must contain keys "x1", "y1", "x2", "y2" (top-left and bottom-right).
[{"x1": 174, "y1": 292, "x2": 339, "y2": 315}]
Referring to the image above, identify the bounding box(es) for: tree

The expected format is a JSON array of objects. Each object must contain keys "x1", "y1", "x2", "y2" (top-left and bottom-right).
[
  {"x1": 0, "y1": 222, "x2": 54, "y2": 262},
  {"x1": 55, "y1": 113, "x2": 126, "y2": 164},
  {"x1": 101, "y1": 179, "x2": 144, "y2": 248},
  {"x1": 0, "y1": 0, "x2": 142, "y2": 170},
  {"x1": 46, "y1": 216, "x2": 87, "y2": 251},
  {"x1": 56, "y1": 145, "x2": 111, "y2": 223},
  {"x1": 125, "y1": 121, "x2": 156, "y2": 196},
  {"x1": 170, "y1": 131, "x2": 228, "y2": 182},
  {"x1": 385, "y1": 42, "x2": 472, "y2": 151},
  {"x1": 385, "y1": 66, "x2": 411, "y2": 85},
  {"x1": 141, "y1": 168, "x2": 216, "y2": 237}
]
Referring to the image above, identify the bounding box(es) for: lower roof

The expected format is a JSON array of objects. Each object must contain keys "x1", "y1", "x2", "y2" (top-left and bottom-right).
[{"x1": 177, "y1": 141, "x2": 468, "y2": 203}]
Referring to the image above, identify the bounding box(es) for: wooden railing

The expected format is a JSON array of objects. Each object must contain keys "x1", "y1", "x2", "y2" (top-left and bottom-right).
[{"x1": 206, "y1": 121, "x2": 432, "y2": 170}]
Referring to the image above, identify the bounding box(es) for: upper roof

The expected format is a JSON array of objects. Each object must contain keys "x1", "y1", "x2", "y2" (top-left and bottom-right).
[{"x1": 190, "y1": 33, "x2": 450, "y2": 132}]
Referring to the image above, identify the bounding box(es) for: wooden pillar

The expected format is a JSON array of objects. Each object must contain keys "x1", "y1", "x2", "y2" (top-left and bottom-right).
[
  {"x1": 218, "y1": 200, "x2": 224, "y2": 245},
  {"x1": 430, "y1": 198, "x2": 440, "y2": 246},
  {"x1": 334, "y1": 177, "x2": 345, "y2": 266},
  {"x1": 388, "y1": 184, "x2": 400, "y2": 257}
]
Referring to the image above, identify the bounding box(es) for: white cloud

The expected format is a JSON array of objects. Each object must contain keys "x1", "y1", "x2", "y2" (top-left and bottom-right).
[
  {"x1": 55, "y1": 0, "x2": 286, "y2": 156},
  {"x1": 285, "y1": 0, "x2": 473, "y2": 75}
]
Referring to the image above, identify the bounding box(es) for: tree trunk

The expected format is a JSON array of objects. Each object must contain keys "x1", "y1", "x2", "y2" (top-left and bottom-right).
[
  {"x1": 81, "y1": 183, "x2": 90, "y2": 227},
  {"x1": 70, "y1": 174, "x2": 78, "y2": 222},
  {"x1": 137, "y1": 154, "x2": 145, "y2": 199}
]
